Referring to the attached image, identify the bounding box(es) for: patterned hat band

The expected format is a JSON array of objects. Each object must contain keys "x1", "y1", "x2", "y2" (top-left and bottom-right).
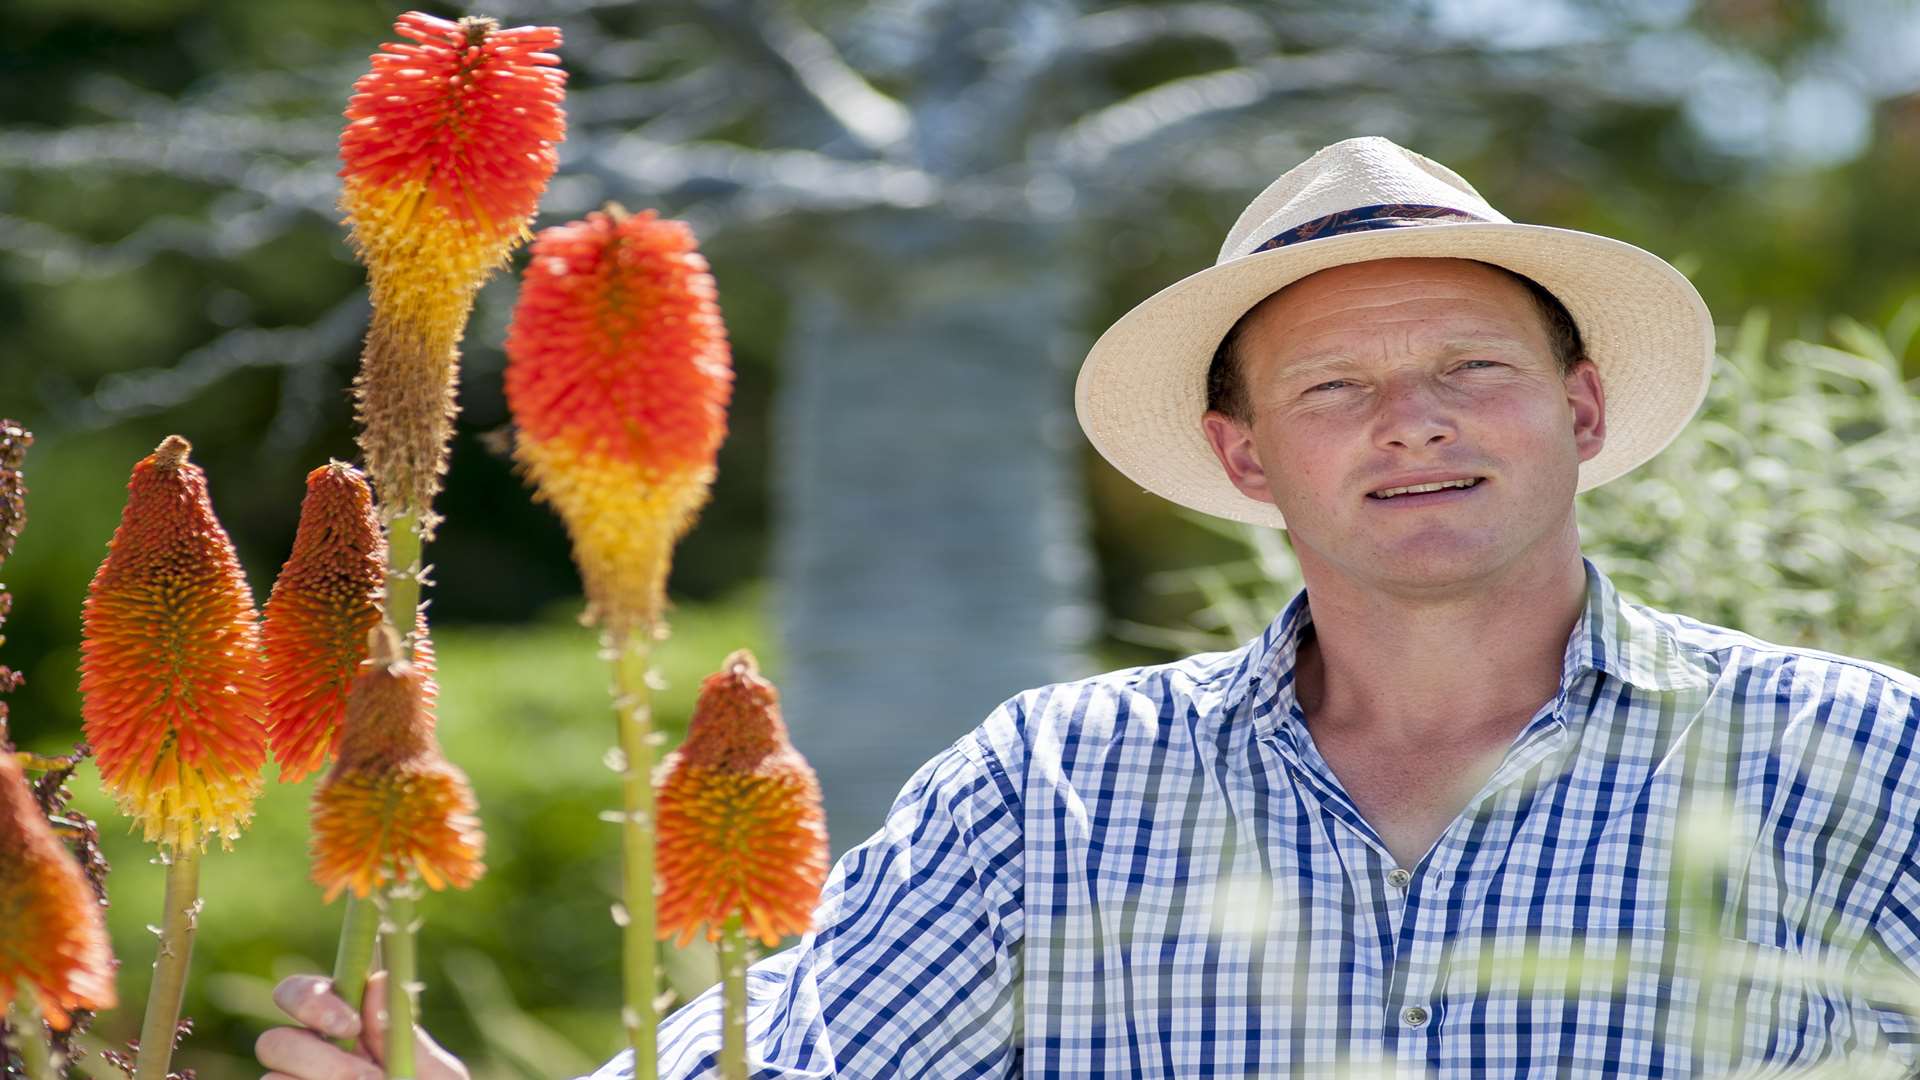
[{"x1": 1251, "y1": 203, "x2": 1491, "y2": 254}]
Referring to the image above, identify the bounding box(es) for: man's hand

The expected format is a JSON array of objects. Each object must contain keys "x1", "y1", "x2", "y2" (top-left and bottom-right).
[{"x1": 256, "y1": 972, "x2": 469, "y2": 1080}]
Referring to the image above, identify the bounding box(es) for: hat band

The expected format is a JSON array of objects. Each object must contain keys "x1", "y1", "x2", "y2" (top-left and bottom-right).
[{"x1": 1250, "y1": 202, "x2": 1490, "y2": 255}]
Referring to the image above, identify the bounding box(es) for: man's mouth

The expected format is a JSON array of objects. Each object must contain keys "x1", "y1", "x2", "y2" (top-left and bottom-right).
[{"x1": 1367, "y1": 477, "x2": 1483, "y2": 500}]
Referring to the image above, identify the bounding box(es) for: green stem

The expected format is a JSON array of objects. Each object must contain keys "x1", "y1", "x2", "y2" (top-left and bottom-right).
[
  {"x1": 6, "y1": 993, "x2": 55, "y2": 1080},
  {"x1": 717, "y1": 915, "x2": 749, "y2": 1080},
  {"x1": 329, "y1": 897, "x2": 381, "y2": 1050},
  {"x1": 383, "y1": 511, "x2": 424, "y2": 646},
  {"x1": 329, "y1": 510, "x2": 424, "y2": 1048},
  {"x1": 614, "y1": 635, "x2": 660, "y2": 1079},
  {"x1": 133, "y1": 844, "x2": 202, "y2": 1080},
  {"x1": 380, "y1": 886, "x2": 420, "y2": 1080}
]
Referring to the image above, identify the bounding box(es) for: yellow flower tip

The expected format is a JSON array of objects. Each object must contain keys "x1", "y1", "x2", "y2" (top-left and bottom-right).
[
  {"x1": 0, "y1": 748, "x2": 117, "y2": 1029},
  {"x1": 655, "y1": 652, "x2": 828, "y2": 948},
  {"x1": 81, "y1": 439, "x2": 268, "y2": 852},
  {"x1": 308, "y1": 655, "x2": 481, "y2": 901},
  {"x1": 151, "y1": 434, "x2": 191, "y2": 468},
  {"x1": 510, "y1": 440, "x2": 712, "y2": 640}
]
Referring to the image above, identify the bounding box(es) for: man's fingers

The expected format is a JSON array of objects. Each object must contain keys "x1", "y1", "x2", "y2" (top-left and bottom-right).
[
  {"x1": 271, "y1": 975, "x2": 361, "y2": 1040},
  {"x1": 415, "y1": 1023, "x2": 472, "y2": 1080},
  {"x1": 255, "y1": 1026, "x2": 382, "y2": 1080},
  {"x1": 348, "y1": 973, "x2": 471, "y2": 1080},
  {"x1": 358, "y1": 971, "x2": 390, "y2": 1063}
]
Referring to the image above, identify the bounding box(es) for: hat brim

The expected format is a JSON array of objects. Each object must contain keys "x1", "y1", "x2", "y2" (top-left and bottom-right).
[{"x1": 1074, "y1": 222, "x2": 1716, "y2": 528}]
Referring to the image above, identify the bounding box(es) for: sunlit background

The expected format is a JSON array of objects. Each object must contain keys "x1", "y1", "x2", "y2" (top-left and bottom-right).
[{"x1": 4, "y1": 0, "x2": 1920, "y2": 1076}]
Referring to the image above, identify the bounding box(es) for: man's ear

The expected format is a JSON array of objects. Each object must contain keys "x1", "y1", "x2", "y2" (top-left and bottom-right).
[
  {"x1": 1566, "y1": 358, "x2": 1606, "y2": 464},
  {"x1": 1200, "y1": 410, "x2": 1277, "y2": 506}
]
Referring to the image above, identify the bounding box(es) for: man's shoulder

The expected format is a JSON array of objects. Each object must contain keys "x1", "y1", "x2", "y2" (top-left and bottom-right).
[
  {"x1": 963, "y1": 643, "x2": 1260, "y2": 775},
  {"x1": 1634, "y1": 598, "x2": 1920, "y2": 718}
]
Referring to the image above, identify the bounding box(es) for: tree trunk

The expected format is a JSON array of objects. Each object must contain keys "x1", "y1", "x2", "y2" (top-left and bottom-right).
[{"x1": 774, "y1": 217, "x2": 1095, "y2": 853}]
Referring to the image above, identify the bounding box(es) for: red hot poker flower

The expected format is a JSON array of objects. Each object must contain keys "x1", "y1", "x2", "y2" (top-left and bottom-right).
[
  {"x1": 309, "y1": 627, "x2": 482, "y2": 902},
  {"x1": 504, "y1": 208, "x2": 734, "y2": 640},
  {"x1": 80, "y1": 437, "x2": 268, "y2": 852},
  {"x1": 340, "y1": 12, "x2": 565, "y2": 264},
  {"x1": 340, "y1": 12, "x2": 567, "y2": 524},
  {"x1": 263, "y1": 462, "x2": 437, "y2": 783},
  {"x1": 0, "y1": 748, "x2": 117, "y2": 1030},
  {"x1": 655, "y1": 650, "x2": 827, "y2": 948}
]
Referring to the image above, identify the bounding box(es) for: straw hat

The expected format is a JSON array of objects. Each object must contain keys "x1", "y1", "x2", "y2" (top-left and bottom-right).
[{"x1": 1074, "y1": 136, "x2": 1715, "y2": 529}]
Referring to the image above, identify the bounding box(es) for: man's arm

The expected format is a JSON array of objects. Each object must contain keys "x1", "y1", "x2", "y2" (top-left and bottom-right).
[
  {"x1": 1861, "y1": 695, "x2": 1920, "y2": 1062},
  {"x1": 590, "y1": 712, "x2": 1028, "y2": 1079}
]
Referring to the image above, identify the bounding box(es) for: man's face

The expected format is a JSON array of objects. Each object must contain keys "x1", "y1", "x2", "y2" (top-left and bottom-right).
[{"x1": 1200, "y1": 257, "x2": 1607, "y2": 596}]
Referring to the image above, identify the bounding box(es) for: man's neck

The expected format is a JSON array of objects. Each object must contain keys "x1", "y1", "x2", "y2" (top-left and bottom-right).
[{"x1": 1292, "y1": 542, "x2": 1589, "y2": 748}]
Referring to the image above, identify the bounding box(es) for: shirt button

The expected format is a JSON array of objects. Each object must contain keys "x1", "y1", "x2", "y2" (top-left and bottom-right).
[
  {"x1": 1386, "y1": 868, "x2": 1412, "y2": 889},
  {"x1": 1401, "y1": 1005, "x2": 1430, "y2": 1027}
]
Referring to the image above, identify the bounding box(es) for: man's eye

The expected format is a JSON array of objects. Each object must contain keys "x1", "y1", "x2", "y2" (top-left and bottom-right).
[
  {"x1": 1307, "y1": 380, "x2": 1351, "y2": 393},
  {"x1": 1456, "y1": 360, "x2": 1502, "y2": 371}
]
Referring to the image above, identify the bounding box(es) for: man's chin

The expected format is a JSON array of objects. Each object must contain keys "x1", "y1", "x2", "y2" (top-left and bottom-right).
[{"x1": 1333, "y1": 532, "x2": 1513, "y2": 594}]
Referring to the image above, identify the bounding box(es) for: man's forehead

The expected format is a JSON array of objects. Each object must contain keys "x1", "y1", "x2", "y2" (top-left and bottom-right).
[{"x1": 1240, "y1": 259, "x2": 1549, "y2": 356}]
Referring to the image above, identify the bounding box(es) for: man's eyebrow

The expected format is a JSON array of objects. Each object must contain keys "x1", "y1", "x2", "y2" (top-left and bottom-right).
[
  {"x1": 1438, "y1": 337, "x2": 1533, "y2": 355},
  {"x1": 1271, "y1": 337, "x2": 1534, "y2": 380},
  {"x1": 1269, "y1": 354, "x2": 1358, "y2": 381}
]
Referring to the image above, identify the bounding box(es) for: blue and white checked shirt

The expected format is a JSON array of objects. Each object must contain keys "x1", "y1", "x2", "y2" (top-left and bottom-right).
[{"x1": 593, "y1": 560, "x2": 1920, "y2": 1078}]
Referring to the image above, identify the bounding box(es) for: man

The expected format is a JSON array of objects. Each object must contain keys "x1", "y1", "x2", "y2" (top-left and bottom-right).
[{"x1": 258, "y1": 138, "x2": 1920, "y2": 1077}]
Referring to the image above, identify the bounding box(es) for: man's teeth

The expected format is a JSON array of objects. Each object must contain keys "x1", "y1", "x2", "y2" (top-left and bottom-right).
[{"x1": 1371, "y1": 478, "x2": 1480, "y2": 499}]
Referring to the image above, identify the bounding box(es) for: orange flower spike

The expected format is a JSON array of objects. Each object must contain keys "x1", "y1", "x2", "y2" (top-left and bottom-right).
[
  {"x1": 655, "y1": 650, "x2": 828, "y2": 949},
  {"x1": 264, "y1": 463, "x2": 437, "y2": 783},
  {"x1": 504, "y1": 208, "x2": 734, "y2": 639},
  {"x1": 309, "y1": 627, "x2": 481, "y2": 903},
  {"x1": 0, "y1": 749, "x2": 117, "y2": 1030},
  {"x1": 80, "y1": 436, "x2": 268, "y2": 852},
  {"x1": 341, "y1": 12, "x2": 566, "y2": 524}
]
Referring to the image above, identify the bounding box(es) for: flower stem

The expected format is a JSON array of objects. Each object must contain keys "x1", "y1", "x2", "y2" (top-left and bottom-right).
[
  {"x1": 329, "y1": 897, "x2": 381, "y2": 1049},
  {"x1": 6, "y1": 993, "x2": 55, "y2": 1080},
  {"x1": 717, "y1": 915, "x2": 748, "y2": 1080},
  {"x1": 133, "y1": 844, "x2": 202, "y2": 1080},
  {"x1": 383, "y1": 510, "x2": 425, "y2": 646},
  {"x1": 330, "y1": 510, "x2": 425, "y2": 1047},
  {"x1": 380, "y1": 885, "x2": 421, "y2": 1080},
  {"x1": 613, "y1": 634, "x2": 660, "y2": 1079}
]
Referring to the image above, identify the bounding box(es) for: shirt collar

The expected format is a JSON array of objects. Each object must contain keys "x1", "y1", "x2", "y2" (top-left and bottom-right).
[{"x1": 1234, "y1": 558, "x2": 1713, "y2": 740}]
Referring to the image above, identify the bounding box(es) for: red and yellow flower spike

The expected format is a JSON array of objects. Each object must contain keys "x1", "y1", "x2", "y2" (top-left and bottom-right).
[
  {"x1": 263, "y1": 462, "x2": 437, "y2": 784},
  {"x1": 504, "y1": 207, "x2": 734, "y2": 640},
  {"x1": 0, "y1": 743, "x2": 117, "y2": 1031},
  {"x1": 655, "y1": 650, "x2": 829, "y2": 949},
  {"x1": 340, "y1": 10, "x2": 566, "y2": 526},
  {"x1": 80, "y1": 436, "x2": 268, "y2": 853},
  {"x1": 309, "y1": 626, "x2": 482, "y2": 904}
]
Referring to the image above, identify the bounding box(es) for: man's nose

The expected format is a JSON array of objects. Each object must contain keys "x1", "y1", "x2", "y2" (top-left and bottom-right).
[{"x1": 1371, "y1": 377, "x2": 1457, "y2": 450}]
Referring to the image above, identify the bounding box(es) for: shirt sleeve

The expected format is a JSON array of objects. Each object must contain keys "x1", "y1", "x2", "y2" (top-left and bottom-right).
[
  {"x1": 580, "y1": 709, "x2": 1028, "y2": 1080},
  {"x1": 1863, "y1": 695, "x2": 1920, "y2": 1061}
]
